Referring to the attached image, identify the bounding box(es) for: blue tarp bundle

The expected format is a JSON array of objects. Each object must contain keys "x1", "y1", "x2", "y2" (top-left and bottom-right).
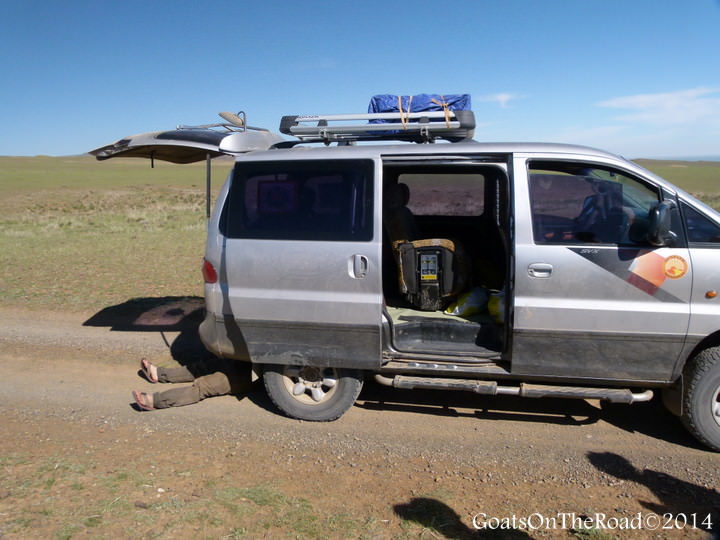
[{"x1": 368, "y1": 94, "x2": 471, "y2": 122}]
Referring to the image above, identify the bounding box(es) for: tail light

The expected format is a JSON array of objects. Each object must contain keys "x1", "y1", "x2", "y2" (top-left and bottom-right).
[{"x1": 202, "y1": 258, "x2": 218, "y2": 284}]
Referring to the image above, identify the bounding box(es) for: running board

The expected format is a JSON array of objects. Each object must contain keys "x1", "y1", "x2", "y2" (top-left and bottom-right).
[
  {"x1": 381, "y1": 359, "x2": 508, "y2": 376},
  {"x1": 374, "y1": 375, "x2": 653, "y2": 404}
]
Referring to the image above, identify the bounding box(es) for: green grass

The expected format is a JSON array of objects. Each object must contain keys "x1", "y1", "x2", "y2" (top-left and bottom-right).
[
  {"x1": 0, "y1": 156, "x2": 233, "y2": 312},
  {"x1": 0, "y1": 155, "x2": 718, "y2": 313},
  {"x1": 634, "y1": 158, "x2": 720, "y2": 208},
  {"x1": 633, "y1": 158, "x2": 720, "y2": 194}
]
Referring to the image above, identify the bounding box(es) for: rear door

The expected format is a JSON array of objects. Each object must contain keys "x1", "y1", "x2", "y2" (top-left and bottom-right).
[
  {"x1": 512, "y1": 155, "x2": 691, "y2": 382},
  {"x1": 218, "y1": 156, "x2": 383, "y2": 369},
  {"x1": 90, "y1": 126, "x2": 284, "y2": 163}
]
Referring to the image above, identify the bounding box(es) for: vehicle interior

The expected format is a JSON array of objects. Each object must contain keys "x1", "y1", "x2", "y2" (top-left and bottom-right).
[
  {"x1": 381, "y1": 162, "x2": 510, "y2": 359},
  {"x1": 527, "y1": 161, "x2": 660, "y2": 246}
]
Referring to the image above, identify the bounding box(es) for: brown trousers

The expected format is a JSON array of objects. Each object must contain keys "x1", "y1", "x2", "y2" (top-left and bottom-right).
[{"x1": 152, "y1": 358, "x2": 250, "y2": 409}]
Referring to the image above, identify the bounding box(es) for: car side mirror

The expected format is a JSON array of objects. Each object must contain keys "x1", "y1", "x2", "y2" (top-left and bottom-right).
[{"x1": 647, "y1": 199, "x2": 678, "y2": 247}]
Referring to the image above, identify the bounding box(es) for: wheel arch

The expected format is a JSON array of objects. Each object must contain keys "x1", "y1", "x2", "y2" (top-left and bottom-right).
[
  {"x1": 664, "y1": 331, "x2": 720, "y2": 417},
  {"x1": 686, "y1": 330, "x2": 720, "y2": 364}
]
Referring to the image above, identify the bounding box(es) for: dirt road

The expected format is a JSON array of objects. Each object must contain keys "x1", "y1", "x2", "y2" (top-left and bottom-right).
[{"x1": 1, "y1": 302, "x2": 718, "y2": 539}]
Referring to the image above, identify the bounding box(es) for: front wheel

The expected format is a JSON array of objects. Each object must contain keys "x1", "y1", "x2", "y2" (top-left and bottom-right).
[
  {"x1": 681, "y1": 347, "x2": 720, "y2": 451},
  {"x1": 263, "y1": 364, "x2": 364, "y2": 422}
]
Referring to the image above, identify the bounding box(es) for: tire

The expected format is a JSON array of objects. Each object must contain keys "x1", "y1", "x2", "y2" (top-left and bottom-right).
[
  {"x1": 681, "y1": 346, "x2": 720, "y2": 452},
  {"x1": 263, "y1": 364, "x2": 364, "y2": 422}
]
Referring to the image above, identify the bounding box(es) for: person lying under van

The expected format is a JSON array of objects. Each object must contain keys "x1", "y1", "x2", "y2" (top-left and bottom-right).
[{"x1": 133, "y1": 358, "x2": 251, "y2": 411}]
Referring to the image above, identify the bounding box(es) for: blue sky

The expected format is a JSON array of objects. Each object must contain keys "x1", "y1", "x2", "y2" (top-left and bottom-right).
[{"x1": 1, "y1": 0, "x2": 719, "y2": 159}]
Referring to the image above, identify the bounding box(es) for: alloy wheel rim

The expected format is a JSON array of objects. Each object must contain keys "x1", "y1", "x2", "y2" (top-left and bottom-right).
[{"x1": 281, "y1": 365, "x2": 338, "y2": 405}]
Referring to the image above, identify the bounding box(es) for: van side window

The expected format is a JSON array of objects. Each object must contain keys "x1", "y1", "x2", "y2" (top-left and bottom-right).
[
  {"x1": 528, "y1": 161, "x2": 660, "y2": 245},
  {"x1": 221, "y1": 159, "x2": 374, "y2": 241},
  {"x1": 397, "y1": 172, "x2": 485, "y2": 216},
  {"x1": 682, "y1": 202, "x2": 720, "y2": 244}
]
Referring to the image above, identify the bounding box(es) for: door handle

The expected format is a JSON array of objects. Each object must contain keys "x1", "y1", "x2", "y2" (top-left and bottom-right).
[
  {"x1": 528, "y1": 263, "x2": 553, "y2": 278},
  {"x1": 350, "y1": 254, "x2": 368, "y2": 279}
]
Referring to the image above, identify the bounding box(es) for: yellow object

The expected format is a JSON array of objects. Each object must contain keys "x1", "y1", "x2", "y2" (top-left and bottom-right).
[
  {"x1": 445, "y1": 287, "x2": 488, "y2": 317},
  {"x1": 488, "y1": 291, "x2": 505, "y2": 322}
]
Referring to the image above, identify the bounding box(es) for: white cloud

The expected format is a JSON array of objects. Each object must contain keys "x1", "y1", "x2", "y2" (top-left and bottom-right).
[
  {"x1": 597, "y1": 87, "x2": 720, "y2": 126},
  {"x1": 476, "y1": 92, "x2": 521, "y2": 108}
]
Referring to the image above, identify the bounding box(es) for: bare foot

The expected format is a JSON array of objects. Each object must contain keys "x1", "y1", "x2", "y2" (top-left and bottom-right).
[
  {"x1": 132, "y1": 390, "x2": 155, "y2": 410},
  {"x1": 140, "y1": 358, "x2": 158, "y2": 383}
]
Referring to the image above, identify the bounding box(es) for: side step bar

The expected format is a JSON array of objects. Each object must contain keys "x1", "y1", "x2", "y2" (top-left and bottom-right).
[{"x1": 374, "y1": 375, "x2": 653, "y2": 404}]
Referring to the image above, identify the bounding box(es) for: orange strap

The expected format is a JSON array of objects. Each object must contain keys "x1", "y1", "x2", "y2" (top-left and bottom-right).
[
  {"x1": 431, "y1": 96, "x2": 452, "y2": 127},
  {"x1": 397, "y1": 95, "x2": 413, "y2": 130}
]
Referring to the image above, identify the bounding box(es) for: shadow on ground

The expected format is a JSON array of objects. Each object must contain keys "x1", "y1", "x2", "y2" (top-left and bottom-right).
[
  {"x1": 358, "y1": 380, "x2": 601, "y2": 425},
  {"x1": 84, "y1": 296, "x2": 205, "y2": 332},
  {"x1": 83, "y1": 296, "x2": 213, "y2": 364},
  {"x1": 587, "y1": 451, "x2": 720, "y2": 537},
  {"x1": 84, "y1": 297, "x2": 262, "y2": 411},
  {"x1": 358, "y1": 379, "x2": 706, "y2": 450},
  {"x1": 394, "y1": 497, "x2": 531, "y2": 539}
]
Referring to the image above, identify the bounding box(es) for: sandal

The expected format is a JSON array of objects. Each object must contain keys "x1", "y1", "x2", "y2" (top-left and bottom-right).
[
  {"x1": 140, "y1": 358, "x2": 158, "y2": 383},
  {"x1": 132, "y1": 390, "x2": 155, "y2": 411}
]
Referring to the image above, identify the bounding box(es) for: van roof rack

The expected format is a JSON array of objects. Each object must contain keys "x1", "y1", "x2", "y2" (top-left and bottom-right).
[{"x1": 278, "y1": 110, "x2": 475, "y2": 145}]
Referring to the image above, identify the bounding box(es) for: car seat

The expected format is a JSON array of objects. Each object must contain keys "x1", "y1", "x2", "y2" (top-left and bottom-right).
[
  {"x1": 384, "y1": 182, "x2": 468, "y2": 310},
  {"x1": 384, "y1": 182, "x2": 421, "y2": 243}
]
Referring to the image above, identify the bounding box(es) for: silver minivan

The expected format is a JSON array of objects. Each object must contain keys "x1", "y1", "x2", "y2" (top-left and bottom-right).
[{"x1": 92, "y1": 108, "x2": 720, "y2": 451}]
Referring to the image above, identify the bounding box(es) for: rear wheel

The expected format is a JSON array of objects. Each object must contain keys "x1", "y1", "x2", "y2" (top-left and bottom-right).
[
  {"x1": 681, "y1": 347, "x2": 720, "y2": 451},
  {"x1": 263, "y1": 364, "x2": 364, "y2": 422}
]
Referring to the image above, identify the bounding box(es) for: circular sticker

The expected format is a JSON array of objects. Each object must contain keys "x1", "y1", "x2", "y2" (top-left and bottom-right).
[{"x1": 664, "y1": 255, "x2": 688, "y2": 279}]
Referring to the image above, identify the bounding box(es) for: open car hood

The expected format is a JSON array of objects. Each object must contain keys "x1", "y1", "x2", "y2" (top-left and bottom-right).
[{"x1": 89, "y1": 124, "x2": 285, "y2": 164}]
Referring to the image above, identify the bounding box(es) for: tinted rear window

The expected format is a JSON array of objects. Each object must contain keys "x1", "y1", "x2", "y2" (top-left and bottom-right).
[{"x1": 221, "y1": 159, "x2": 374, "y2": 241}]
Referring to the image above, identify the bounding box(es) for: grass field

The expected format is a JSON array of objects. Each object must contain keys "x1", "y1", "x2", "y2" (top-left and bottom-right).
[
  {"x1": 0, "y1": 156, "x2": 233, "y2": 312},
  {"x1": 633, "y1": 158, "x2": 720, "y2": 207},
  {"x1": 1, "y1": 155, "x2": 718, "y2": 313}
]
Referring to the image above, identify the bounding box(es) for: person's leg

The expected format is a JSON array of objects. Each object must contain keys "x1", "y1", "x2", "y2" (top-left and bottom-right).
[
  {"x1": 141, "y1": 372, "x2": 233, "y2": 409},
  {"x1": 135, "y1": 360, "x2": 252, "y2": 410},
  {"x1": 157, "y1": 358, "x2": 238, "y2": 383},
  {"x1": 156, "y1": 357, "x2": 232, "y2": 383},
  {"x1": 141, "y1": 358, "x2": 194, "y2": 384},
  {"x1": 194, "y1": 363, "x2": 252, "y2": 400},
  {"x1": 156, "y1": 365, "x2": 195, "y2": 384},
  {"x1": 151, "y1": 371, "x2": 234, "y2": 408},
  {"x1": 193, "y1": 371, "x2": 233, "y2": 399},
  {"x1": 151, "y1": 385, "x2": 202, "y2": 408}
]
